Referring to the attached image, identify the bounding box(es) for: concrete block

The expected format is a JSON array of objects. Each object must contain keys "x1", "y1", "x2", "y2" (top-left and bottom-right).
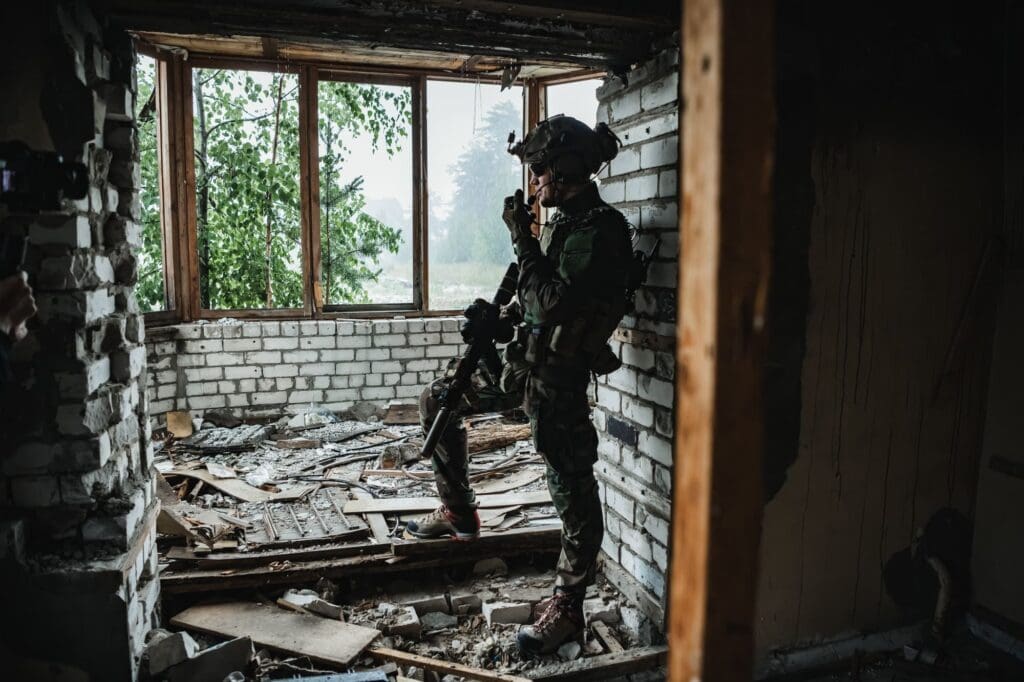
[
  {"x1": 355, "y1": 348, "x2": 389, "y2": 361},
  {"x1": 421, "y1": 611, "x2": 458, "y2": 630},
  {"x1": 319, "y1": 349, "x2": 355, "y2": 362},
  {"x1": 388, "y1": 606, "x2": 422, "y2": 639},
  {"x1": 401, "y1": 593, "x2": 449, "y2": 615},
  {"x1": 299, "y1": 335, "x2": 335, "y2": 349},
  {"x1": 146, "y1": 630, "x2": 199, "y2": 676},
  {"x1": 483, "y1": 602, "x2": 532, "y2": 626},
  {"x1": 263, "y1": 364, "x2": 299, "y2": 378},
  {"x1": 281, "y1": 322, "x2": 300, "y2": 336},
  {"x1": 641, "y1": 72, "x2": 678, "y2": 110},
  {"x1": 283, "y1": 350, "x2": 318, "y2": 364},
  {"x1": 449, "y1": 591, "x2": 482, "y2": 615},
  {"x1": 166, "y1": 636, "x2": 253, "y2": 682},
  {"x1": 263, "y1": 337, "x2": 298, "y2": 350}
]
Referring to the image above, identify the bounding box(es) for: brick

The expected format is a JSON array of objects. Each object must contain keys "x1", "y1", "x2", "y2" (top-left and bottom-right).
[
  {"x1": 251, "y1": 391, "x2": 287, "y2": 405},
  {"x1": 204, "y1": 352, "x2": 243, "y2": 366},
  {"x1": 615, "y1": 110, "x2": 678, "y2": 147},
  {"x1": 225, "y1": 366, "x2": 261, "y2": 379},
  {"x1": 625, "y1": 173, "x2": 659, "y2": 202},
  {"x1": 425, "y1": 345, "x2": 459, "y2": 359},
  {"x1": 243, "y1": 323, "x2": 262, "y2": 338},
  {"x1": 639, "y1": 134, "x2": 679, "y2": 168},
  {"x1": 244, "y1": 350, "x2": 281, "y2": 364},
  {"x1": 374, "y1": 333, "x2": 407, "y2": 347},
  {"x1": 288, "y1": 390, "x2": 324, "y2": 404},
  {"x1": 659, "y1": 169, "x2": 677, "y2": 198},
  {"x1": 608, "y1": 88, "x2": 641, "y2": 122},
  {"x1": 407, "y1": 333, "x2": 440, "y2": 346},
  {"x1": 299, "y1": 336, "x2": 335, "y2": 349},
  {"x1": 38, "y1": 252, "x2": 114, "y2": 290},
  {"x1": 337, "y1": 321, "x2": 355, "y2": 335},
  {"x1": 223, "y1": 338, "x2": 260, "y2": 352},
  {"x1": 111, "y1": 346, "x2": 146, "y2": 382},
  {"x1": 30, "y1": 214, "x2": 91, "y2": 248},
  {"x1": 641, "y1": 201, "x2": 677, "y2": 230},
  {"x1": 281, "y1": 322, "x2": 300, "y2": 337},
  {"x1": 336, "y1": 361, "x2": 370, "y2": 375},
  {"x1": 320, "y1": 349, "x2": 355, "y2": 362},
  {"x1": 283, "y1": 350, "x2": 318, "y2": 364},
  {"x1": 183, "y1": 367, "x2": 222, "y2": 382},
  {"x1": 355, "y1": 348, "x2": 389, "y2": 361},
  {"x1": 264, "y1": 364, "x2": 299, "y2": 378},
  {"x1": 609, "y1": 146, "x2": 640, "y2": 176},
  {"x1": 637, "y1": 375, "x2": 673, "y2": 408},
  {"x1": 183, "y1": 339, "x2": 222, "y2": 354},
  {"x1": 371, "y1": 361, "x2": 402, "y2": 374},
  {"x1": 641, "y1": 72, "x2": 678, "y2": 110},
  {"x1": 639, "y1": 431, "x2": 673, "y2": 467},
  {"x1": 260, "y1": 321, "x2": 281, "y2": 336},
  {"x1": 362, "y1": 387, "x2": 395, "y2": 400},
  {"x1": 298, "y1": 363, "x2": 333, "y2": 376},
  {"x1": 36, "y1": 289, "x2": 115, "y2": 325},
  {"x1": 263, "y1": 337, "x2": 298, "y2": 350}
]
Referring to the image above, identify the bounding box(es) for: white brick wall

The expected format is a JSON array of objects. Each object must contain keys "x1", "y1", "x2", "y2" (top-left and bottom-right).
[
  {"x1": 593, "y1": 45, "x2": 679, "y2": 621},
  {"x1": 145, "y1": 318, "x2": 465, "y2": 423}
]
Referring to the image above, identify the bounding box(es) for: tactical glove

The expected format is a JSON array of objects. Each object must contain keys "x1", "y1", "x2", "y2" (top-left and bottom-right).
[
  {"x1": 502, "y1": 189, "x2": 535, "y2": 244},
  {"x1": 461, "y1": 298, "x2": 515, "y2": 344}
]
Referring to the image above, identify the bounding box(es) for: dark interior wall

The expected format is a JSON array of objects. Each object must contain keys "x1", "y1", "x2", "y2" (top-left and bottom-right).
[{"x1": 757, "y1": 0, "x2": 1004, "y2": 657}]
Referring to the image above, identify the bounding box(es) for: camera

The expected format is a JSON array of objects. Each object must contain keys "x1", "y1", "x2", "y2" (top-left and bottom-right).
[{"x1": 1, "y1": 140, "x2": 88, "y2": 212}]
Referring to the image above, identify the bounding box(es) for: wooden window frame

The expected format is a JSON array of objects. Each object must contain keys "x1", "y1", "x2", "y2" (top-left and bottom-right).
[{"x1": 142, "y1": 48, "x2": 538, "y2": 324}]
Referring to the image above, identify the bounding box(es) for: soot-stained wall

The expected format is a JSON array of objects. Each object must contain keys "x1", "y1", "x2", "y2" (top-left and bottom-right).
[{"x1": 757, "y1": 1, "x2": 1003, "y2": 662}]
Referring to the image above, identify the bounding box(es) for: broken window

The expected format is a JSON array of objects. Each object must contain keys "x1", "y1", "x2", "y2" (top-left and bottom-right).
[
  {"x1": 192, "y1": 65, "x2": 303, "y2": 311},
  {"x1": 317, "y1": 78, "x2": 413, "y2": 307},
  {"x1": 137, "y1": 52, "x2": 169, "y2": 312},
  {"x1": 426, "y1": 80, "x2": 524, "y2": 311}
]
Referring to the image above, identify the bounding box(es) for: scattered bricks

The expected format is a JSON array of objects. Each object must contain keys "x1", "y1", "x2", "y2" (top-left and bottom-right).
[
  {"x1": 449, "y1": 591, "x2": 482, "y2": 615},
  {"x1": 607, "y1": 415, "x2": 639, "y2": 447},
  {"x1": 483, "y1": 602, "x2": 532, "y2": 626},
  {"x1": 111, "y1": 346, "x2": 146, "y2": 382},
  {"x1": 387, "y1": 606, "x2": 422, "y2": 639},
  {"x1": 401, "y1": 593, "x2": 449, "y2": 616},
  {"x1": 473, "y1": 557, "x2": 508, "y2": 576},
  {"x1": 146, "y1": 631, "x2": 199, "y2": 676},
  {"x1": 30, "y1": 214, "x2": 92, "y2": 248}
]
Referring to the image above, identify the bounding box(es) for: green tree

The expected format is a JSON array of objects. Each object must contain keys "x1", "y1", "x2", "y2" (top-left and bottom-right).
[
  {"x1": 136, "y1": 55, "x2": 165, "y2": 312},
  {"x1": 134, "y1": 63, "x2": 409, "y2": 311},
  {"x1": 318, "y1": 82, "x2": 409, "y2": 304},
  {"x1": 434, "y1": 101, "x2": 522, "y2": 265}
]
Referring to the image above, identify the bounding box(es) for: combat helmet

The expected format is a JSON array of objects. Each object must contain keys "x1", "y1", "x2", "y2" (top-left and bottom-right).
[{"x1": 507, "y1": 114, "x2": 621, "y2": 183}]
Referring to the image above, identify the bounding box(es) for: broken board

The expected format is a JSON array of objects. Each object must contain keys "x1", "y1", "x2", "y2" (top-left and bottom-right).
[
  {"x1": 171, "y1": 601, "x2": 379, "y2": 666},
  {"x1": 473, "y1": 469, "x2": 544, "y2": 495},
  {"x1": 167, "y1": 467, "x2": 316, "y2": 503},
  {"x1": 383, "y1": 403, "x2": 420, "y2": 425},
  {"x1": 344, "y1": 490, "x2": 550, "y2": 514}
]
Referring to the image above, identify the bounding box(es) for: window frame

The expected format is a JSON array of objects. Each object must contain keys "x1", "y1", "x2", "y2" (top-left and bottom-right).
[{"x1": 140, "y1": 47, "x2": 554, "y2": 325}]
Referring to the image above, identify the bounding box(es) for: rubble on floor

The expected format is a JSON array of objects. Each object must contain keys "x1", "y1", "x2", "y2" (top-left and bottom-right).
[{"x1": 150, "y1": 403, "x2": 667, "y2": 680}]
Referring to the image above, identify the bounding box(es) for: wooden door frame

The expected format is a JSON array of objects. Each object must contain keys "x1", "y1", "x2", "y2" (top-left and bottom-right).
[{"x1": 669, "y1": 0, "x2": 775, "y2": 680}]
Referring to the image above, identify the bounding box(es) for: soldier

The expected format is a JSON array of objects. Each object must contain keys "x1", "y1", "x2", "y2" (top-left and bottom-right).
[{"x1": 406, "y1": 115, "x2": 632, "y2": 656}]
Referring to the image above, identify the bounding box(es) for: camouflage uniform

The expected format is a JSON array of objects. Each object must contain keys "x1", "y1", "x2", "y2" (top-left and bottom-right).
[{"x1": 420, "y1": 181, "x2": 631, "y2": 593}]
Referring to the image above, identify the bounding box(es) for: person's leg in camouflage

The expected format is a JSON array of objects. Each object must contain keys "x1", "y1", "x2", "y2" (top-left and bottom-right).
[
  {"x1": 406, "y1": 359, "x2": 523, "y2": 539},
  {"x1": 517, "y1": 378, "x2": 603, "y2": 656}
]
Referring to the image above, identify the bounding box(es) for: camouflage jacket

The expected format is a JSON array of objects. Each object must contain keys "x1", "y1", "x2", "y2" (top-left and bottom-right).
[{"x1": 514, "y1": 183, "x2": 631, "y2": 374}]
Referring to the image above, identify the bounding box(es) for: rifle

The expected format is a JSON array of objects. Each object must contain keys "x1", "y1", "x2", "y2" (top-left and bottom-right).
[{"x1": 419, "y1": 261, "x2": 519, "y2": 460}]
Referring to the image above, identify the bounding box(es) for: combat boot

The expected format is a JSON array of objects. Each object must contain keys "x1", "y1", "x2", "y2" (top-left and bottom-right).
[
  {"x1": 404, "y1": 504, "x2": 480, "y2": 540},
  {"x1": 516, "y1": 589, "x2": 584, "y2": 657}
]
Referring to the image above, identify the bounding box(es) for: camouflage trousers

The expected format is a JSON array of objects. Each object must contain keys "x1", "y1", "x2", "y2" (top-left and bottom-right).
[{"x1": 419, "y1": 359, "x2": 603, "y2": 593}]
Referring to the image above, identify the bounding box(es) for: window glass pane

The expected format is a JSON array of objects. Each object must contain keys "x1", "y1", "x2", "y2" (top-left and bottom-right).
[
  {"x1": 545, "y1": 78, "x2": 602, "y2": 129},
  {"x1": 192, "y1": 68, "x2": 301, "y2": 310},
  {"x1": 318, "y1": 81, "x2": 412, "y2": 305},
  {"x1": 427, "y1": 81, "x2": 523, "y2": 311},
  {"x1": 136, "y1": 54, "x2": 167, "y2": 312}
]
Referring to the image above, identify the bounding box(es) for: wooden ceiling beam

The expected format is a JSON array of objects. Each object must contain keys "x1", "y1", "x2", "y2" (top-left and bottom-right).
[{"x1": 99, "y1": 0, "x2": 671, "y2": 70}]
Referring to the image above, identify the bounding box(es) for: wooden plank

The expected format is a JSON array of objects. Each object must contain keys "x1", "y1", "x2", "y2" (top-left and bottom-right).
[
  {"x1": 467, "y1": 422, "x2": 532, "y2": 454},
  {"x1": 590, "y1": 622, "x2": 623, "y2": 654},
  {"x1": 300, "y1": 64, "x2": 320, "y2": 315},
  {"x1": 168, "y1": 467, "x2": 316, "y2": 503},
  {"x1": 344, "y1": 490, "x2": 551, "y2": 514},
  {"x1": 473, "y1": 469, "x2": 544, "y2": 495},
  {"x1": 165, "y1": 541, "x2": 388, "y2": 568},
  {"x1": 391, "y1": 526, "x2": 561, "y2": 557},
  {"x1": 529, "y1": 646, "x2": 667, "y2": 681},
  {"x1": 171, "y1": 602, "x2": 379, "y2": 666},
  {"x1": 412, "y1": 75, "x2": 426, "y2": 310},
  {"x1": 351, "y1": 489, "x2": 392, "y2": 545},
  {"x1": 368, "y1": 647, "x2": 531, "y2": 682},
  {"x1": 670, "y1": 1, "x2": 774, "y2": 681},
  {"x1": 383, "y1": 403, "x2": 420, "y2": 425}
]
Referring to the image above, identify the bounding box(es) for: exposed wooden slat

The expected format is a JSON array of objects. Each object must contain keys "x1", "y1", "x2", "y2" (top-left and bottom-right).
[
  {"x1": 300, "y1": 64, "x2": 320, "y2": 315},
  {"x1": 669, "y1": 0, "x2": 774, "y2": 680},
  {"x1": 390, "y1": 526, "x2": 561, "y2": 557},
  {"x1": 351, "y1": 489, "x2": 392, "y2": 546},
  {"x1": 412, "y1": 76, "x2": 427, "y2": 310},
  {"x1": 529, "y1": 645, "x2": 667, "y2": 681},
  {"x1": 368, "y1": 647, "x2": 531, "y2": 682},
  {"x1": 344, "y1": 490, "x2": 551, "y2": 514},
  {"x1": 165, "y1": 541, "x2": 388, "y2": 568},
  {"x1": 590, "y1": 621, "x2": 624, "y2": 654}
]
